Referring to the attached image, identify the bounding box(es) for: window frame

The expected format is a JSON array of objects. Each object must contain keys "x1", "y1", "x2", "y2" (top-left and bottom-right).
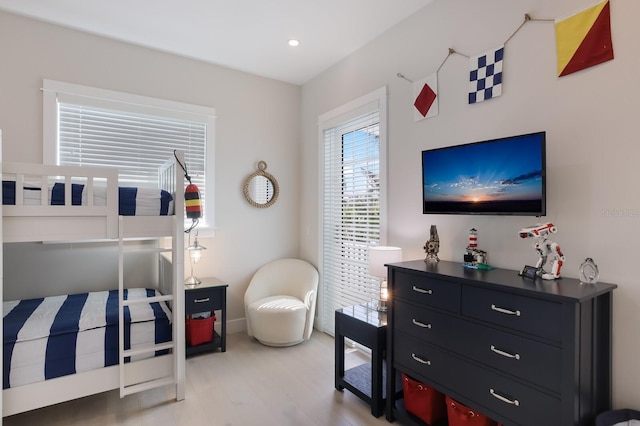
[
  {"x1": 317, "y1": 86, "x2": 389, "y2": 335},
  {"x1": 42, "y1": 79, "x2": 216, "y2": 233}
]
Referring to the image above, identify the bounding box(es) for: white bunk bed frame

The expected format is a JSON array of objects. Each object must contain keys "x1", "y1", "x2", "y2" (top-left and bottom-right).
[{"x1": 1, "y1": 143, "x2": 186, "y2": 419}]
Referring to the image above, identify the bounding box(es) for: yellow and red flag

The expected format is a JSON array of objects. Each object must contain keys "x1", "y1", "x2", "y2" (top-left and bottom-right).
[{"x1": 555, "y1": 0, "x2": 614, "y2": 77}]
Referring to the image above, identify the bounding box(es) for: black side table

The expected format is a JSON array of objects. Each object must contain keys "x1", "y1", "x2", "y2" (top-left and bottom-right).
[
  {"x1": 335, "y1": 302, "x2": 397, "y2": 417},
  {"x1": 185, "y1": 277, "x2": 228, "y2": 356}
]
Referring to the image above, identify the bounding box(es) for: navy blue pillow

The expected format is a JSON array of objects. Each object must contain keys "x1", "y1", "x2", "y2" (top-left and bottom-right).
[
  {"x1": 51, "y1": 183, "x2": 84, "y2": 205},
  {"x1": 2, "y1": 181, "x2": 16, "y2": 205},
  {"x1": 118, "y1": 187, "x2": 137, "y2": 215}
]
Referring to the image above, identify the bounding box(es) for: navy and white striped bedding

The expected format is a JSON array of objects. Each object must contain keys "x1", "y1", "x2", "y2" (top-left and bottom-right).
[
  {"x1": 3, "y1": 288, "x2": 172, "y2": 389},
  {"x1": 2, "y1": 181, "x2": 174, "y2": 216}
]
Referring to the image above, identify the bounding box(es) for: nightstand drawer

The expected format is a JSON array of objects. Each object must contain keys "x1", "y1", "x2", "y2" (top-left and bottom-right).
[
  {"x1": 186, "y1": 287, "x2": 223, "y2": 313},
  {"x1": 394, "y1": 271, "x2": 460, "y2": 313},
  {"x1": 461, "y1": 286, "x2": 562, "y2": 342}
]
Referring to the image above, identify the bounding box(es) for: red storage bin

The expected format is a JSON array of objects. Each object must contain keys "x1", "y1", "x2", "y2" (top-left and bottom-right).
[
  {"x1": 402, "y1": 373, "x2": 447, "y2": 424},
  {"x1": 446, "y1": 395, "x2": 500, "y2": 426},
  {"x1": 186, "y1": 313, "x2": 216, "y2": 346}
]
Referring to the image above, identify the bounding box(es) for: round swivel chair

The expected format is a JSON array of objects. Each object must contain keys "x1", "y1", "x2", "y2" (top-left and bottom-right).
[{"x1": 244, "y1": 258, "x2": 319, "y2": 347}]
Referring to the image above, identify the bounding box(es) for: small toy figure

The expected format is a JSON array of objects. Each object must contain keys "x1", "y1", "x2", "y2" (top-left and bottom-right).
[
  {"x1": 424, "y1": 225, "x2": 440, "y2": 262},
  {"x1": 518, "y1": 222, "x2": 565, "y2": 280},
  {"x1": 463, "y1": 228, "x2": 488, "y2": 268}
]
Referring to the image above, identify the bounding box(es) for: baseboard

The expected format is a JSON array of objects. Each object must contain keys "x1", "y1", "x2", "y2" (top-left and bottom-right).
[{"x1": 217, "y1": 317, "x2": 246, "y2": 335}]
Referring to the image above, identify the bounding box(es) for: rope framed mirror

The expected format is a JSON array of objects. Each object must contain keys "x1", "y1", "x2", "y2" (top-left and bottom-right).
[{"x1": 243, "y1": 160, "x2": 279, "y2": 208}]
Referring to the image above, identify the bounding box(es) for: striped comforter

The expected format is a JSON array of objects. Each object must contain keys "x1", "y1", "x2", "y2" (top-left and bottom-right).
[{"x1": 3, "y1": 288, "x2": 172, "y2": 389}]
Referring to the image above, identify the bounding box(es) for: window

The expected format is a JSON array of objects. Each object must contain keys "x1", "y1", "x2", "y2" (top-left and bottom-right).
[
  {"x1": 42, "y1": 80, "x2": 215, "y2": 230},
  {"x1": 319, "y1": 87, "x2": 388, "y2": 335}
]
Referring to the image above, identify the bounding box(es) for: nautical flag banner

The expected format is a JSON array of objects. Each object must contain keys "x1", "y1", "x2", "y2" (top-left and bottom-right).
[
  {"x1": 469, "y1": 45, "x2": 504, "y2": 104},
  {"x1": 413, "y1": 73, "x2": 438, "y2": 121},
  {"x1": 555, "y1": 0, "x2": 613, "y2": 77}
]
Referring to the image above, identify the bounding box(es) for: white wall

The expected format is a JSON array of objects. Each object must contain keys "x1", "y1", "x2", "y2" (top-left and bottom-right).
[
  {"x1": 301, "y1": 0, "x2": 640, "y2": 410},
  {"x1": 0, "y1": 11, "x2": 302, "y2": 328}
]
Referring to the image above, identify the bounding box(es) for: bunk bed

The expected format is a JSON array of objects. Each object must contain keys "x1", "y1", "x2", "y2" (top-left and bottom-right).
[{"x1": 1, "y1": 141, "x2": 186, "y2": 418}]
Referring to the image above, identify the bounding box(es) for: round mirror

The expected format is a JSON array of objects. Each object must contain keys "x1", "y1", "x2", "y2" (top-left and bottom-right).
[{"x1": 243, "y1": 161, "x2": 279, "y2": 208}]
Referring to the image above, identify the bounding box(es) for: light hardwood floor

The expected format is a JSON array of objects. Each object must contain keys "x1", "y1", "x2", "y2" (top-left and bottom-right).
[{"x1": 4, "y1": 332, "x2": 395, "y2": 426}]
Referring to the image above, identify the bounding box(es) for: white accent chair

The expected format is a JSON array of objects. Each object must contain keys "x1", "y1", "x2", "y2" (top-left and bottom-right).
[{"x1": 245, "y1": 258, "x2": 319, "y2": 347}]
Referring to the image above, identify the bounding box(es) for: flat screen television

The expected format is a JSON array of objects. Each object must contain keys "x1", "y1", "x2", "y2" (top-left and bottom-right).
[{"x1": 422, "y1": 131, "x2": 546, "y2": 216}]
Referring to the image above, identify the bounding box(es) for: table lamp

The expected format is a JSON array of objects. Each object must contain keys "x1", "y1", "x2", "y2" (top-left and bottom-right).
[
  {"x1": 185, "y1": 232, "x2": 206, "y2": 287},
  {"x1": 368, "y1": 246, "x2": 402, "y2": 311}
]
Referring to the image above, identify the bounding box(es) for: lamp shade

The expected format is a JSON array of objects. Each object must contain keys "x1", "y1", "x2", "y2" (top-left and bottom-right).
[
  {"x1": 185, "y1": 233, "x2": 207, "y2": 287},
  {"x1": 187, "y1": 234, "x2": 206, "y2": 263},
  {"x1": 368, "y1": 246, "x2": 403, "y2": 278}
]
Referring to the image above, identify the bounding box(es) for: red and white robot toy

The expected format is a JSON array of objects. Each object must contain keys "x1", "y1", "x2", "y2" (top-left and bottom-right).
[{"x1": 518, "y1": 222, "x2": 565, "y2": 280}]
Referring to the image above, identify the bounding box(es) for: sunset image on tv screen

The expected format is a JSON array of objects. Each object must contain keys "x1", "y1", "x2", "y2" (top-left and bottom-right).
[{"x1": 422, "y1": 133, "x2": 544, "y2": 215}]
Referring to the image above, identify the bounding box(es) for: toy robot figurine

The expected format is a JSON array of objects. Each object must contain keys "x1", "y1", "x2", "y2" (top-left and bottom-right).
[
  {"x1": 518, "y1": 222, "x2": 565, "y2": 280},
  {"x1": 424, "y1": 225, "x2": 440, "y2": 262}
]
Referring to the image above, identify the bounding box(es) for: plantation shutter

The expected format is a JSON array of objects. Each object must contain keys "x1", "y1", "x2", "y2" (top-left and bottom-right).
[{"x1": 321, "y1": 109, "x2": 381, "y2": 335}]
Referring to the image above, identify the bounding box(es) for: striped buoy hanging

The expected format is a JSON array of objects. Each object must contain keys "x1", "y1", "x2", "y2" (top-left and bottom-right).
[
  {"x1": 174, "y1": 150, "x2": 202, "y2": 227},
  {"x1": 185, "y1": 183, "x2": 202, "y2": 219}
]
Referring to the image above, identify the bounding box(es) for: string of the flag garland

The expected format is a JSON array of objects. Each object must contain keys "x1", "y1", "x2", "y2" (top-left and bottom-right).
[{"x1": 397, "y1": 13, "x2": 553, "y2": 83}]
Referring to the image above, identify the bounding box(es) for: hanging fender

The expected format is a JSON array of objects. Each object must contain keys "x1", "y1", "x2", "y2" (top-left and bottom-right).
[{"x1": 185, "y1": 183, "x2": 202, "y2": 219}]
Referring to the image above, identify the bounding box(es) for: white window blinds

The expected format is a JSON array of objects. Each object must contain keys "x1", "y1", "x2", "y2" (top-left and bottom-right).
[
  {"x1": 43, "y1": 80, "x2": 215, "y2": 228},
  {"x1": 59, "y1": 103, "x2": 206, "y2": 185},
  {"x1": 321, "y1": 109, "x2": 381, "y2": 335}
]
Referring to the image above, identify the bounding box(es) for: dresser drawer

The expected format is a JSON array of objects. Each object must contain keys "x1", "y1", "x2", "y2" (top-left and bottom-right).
[
  {"x1": 394, "y1": 270, "x2": 460, "y2": 313},
  {"x1": 395, "y1": 333, "x2": 561, "y2": 426},
  {"x1": 461, "y1": 286, "x2": 562, "y2": 342},
  {"x1": 395, "y1": 300, "x2": 460, "y2": 350},
  {"x1": 186, "y1": 287, "x2": 223, "y2": 313},
  {"x1": 461, "y1": 358, "x2": 561, "y2": 426},
  {"x1": 396, "y1": 300, "x2": 562, "y2": 393},
  {"x1": 458, "y1": 320, "x2": 562, "y2": 393},
  {"x1": 394, "y1": 331, "x2": 458, "y2": 387}
]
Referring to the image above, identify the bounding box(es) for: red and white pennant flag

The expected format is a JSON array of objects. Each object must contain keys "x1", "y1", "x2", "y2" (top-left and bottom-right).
[{"x1": 413, "y1": 73, "x2": 438, "y2": 121}]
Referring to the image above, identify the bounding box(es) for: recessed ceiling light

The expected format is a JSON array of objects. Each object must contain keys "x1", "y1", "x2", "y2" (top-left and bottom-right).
[{"x1": 288, "y1": 39, "x2": 300, "y2": 47}]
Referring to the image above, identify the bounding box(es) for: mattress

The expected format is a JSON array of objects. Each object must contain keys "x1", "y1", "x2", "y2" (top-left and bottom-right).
[
  {"x1": 3, "y1": 288, "x2": 173, "y2": 389},
  {"x1": 2, "y1": 181, "x2": 174, "y2": 216}
]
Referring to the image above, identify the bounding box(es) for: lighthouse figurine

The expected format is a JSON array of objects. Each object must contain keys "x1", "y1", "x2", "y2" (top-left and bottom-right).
[{"x1": 463, "y1": 228, "x2": 490, "y2": 269}]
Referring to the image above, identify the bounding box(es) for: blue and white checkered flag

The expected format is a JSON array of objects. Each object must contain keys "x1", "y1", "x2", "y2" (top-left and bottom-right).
[{"x1": 469, "y1": 45, "x2": 504, "y2": 104}]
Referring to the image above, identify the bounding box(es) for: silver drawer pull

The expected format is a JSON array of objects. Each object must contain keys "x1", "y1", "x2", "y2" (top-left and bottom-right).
[
  {"x1": 491, "y1": 304, "x2": 521, "y2": 316},
  {"x1": 412, "y1": 286, "x2": 433, "y2": 295},
  {"x1": 194, "y1": 297, "x2": 210, "y2": 303},
  {"x1": 412, "y1": 319, "x2": 432, "y2": 329},
  {"x1": 490, "y1": 345, "x2": 520, "y2": 360},
  {"x1": 411, "y1": 353, "x2": 431, "y2": 365},
  {"x1": 490, "y1": 388, "x2": 520, "y2": 406}
]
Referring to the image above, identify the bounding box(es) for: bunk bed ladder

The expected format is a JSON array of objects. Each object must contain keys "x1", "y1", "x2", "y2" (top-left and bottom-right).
[{"x1": 117, "y1": 217, "x2": 179, "y2": 398}]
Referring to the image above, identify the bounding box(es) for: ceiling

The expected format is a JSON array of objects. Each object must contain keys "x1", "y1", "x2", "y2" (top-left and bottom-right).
[{"x1": 0, "y1": 0, "x2": 432, "y2": 85}]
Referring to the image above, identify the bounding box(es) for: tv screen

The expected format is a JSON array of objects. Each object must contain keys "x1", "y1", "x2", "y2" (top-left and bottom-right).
[{"x1": 422, "y1": 131, "x2": 546, "y2": 216}]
